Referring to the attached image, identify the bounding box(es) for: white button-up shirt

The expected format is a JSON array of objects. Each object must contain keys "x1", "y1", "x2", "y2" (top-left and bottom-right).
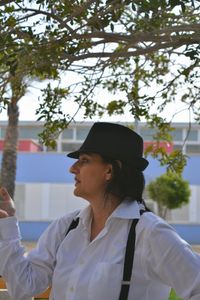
[{"x1": 0, "y1": 200, "x2": 200, "y2": 300}]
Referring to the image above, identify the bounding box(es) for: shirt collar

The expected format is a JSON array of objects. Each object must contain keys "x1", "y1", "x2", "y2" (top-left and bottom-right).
[
  {"x1": 77, "y1": 205, "x2": 92, "y2": 229},
  {"x1": 77, "y1": 197, "x2": 141, "y2": 227},
  {"x1": 108, "y1": 198, "x2": 141, "y2": 220}
]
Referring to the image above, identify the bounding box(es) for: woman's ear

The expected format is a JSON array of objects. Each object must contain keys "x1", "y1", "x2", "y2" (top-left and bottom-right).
[
  {"x1": 116, "y1": 160, "x2": 122, "y2": 169},
  {"x1": 105, "y1": 164, "x2": 113, "y2": 181}
]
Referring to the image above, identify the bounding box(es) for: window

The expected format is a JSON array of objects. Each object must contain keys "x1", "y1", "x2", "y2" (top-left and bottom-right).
[
  {"x1": 171, "y1": 129, "x2": 183, "y2": 141},
  {"x1": 187, "y1": 130, "x2": 198, "y2": 141},
  {"x1": 62, "y1": 128, "x2": 74, "y2": 140},
  {"x1": 62, "y1": 142, "x2": 82, "y2": 152},
  {"x1": 19, "y1": 127, "x2": 43, "y2": 139},
  {"x1": 186, "y1": 144, "x2": 200, "y2": 154},
  {"x1": 76, "y1": 127, "x2": 90, "y2": 141},
  {"x1": 140, "y1": 128, "x2": 156, "y2": 141},
  {"x1": 173, "y1": 144, "x2": 183, "y2": 151}
]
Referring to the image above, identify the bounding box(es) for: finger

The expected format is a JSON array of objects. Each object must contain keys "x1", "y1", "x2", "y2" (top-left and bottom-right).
[
  {"x1": 0, "y1": 209, "x2": 9, "y2": 218},
  {"x1": 0, "y1": 187, "x2": 11, "y2": 202}
]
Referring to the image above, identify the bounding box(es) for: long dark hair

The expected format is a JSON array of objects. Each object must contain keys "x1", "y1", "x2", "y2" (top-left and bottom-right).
[{"x1": 102, "y1": 156, "x2": 145, "y2": 203}]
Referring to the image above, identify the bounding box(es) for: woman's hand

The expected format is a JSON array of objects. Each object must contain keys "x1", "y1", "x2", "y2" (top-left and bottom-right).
[{"x1": 0, "y1": 187, "x2": 16, "y2": 218}]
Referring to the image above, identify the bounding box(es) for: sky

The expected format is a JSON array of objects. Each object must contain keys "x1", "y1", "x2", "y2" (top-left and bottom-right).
[
  {"x1": 0, "y1": 93, "x2": 193, "y2": 124},
  {"x1": 0, "y1": 78, "x2": 195, "y2": 124},
  {"x1": 0, "y1": 2, "x2": 197, "y2": 125}
]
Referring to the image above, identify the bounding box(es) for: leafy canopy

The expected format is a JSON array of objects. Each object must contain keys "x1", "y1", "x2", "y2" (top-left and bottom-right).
[{"x1": 1, "y1": 0, "x2": 200, "y2": 173}]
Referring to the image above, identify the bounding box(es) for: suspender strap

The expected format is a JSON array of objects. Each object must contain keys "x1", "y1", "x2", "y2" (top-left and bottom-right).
[
  {"x1": 65, "y1": 210, "x2": 146, "y2": 300},
  {"x1": 118, "y1": 218, "x2": 139, "y2": 300},
  {"x1": 65, "y1": 218, "x2": 79, "y2": 236}
]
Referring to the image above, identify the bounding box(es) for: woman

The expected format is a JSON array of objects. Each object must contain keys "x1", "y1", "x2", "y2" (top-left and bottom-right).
[{"x1": 0, "y1": 122, "x2": 200, "y2": 300}]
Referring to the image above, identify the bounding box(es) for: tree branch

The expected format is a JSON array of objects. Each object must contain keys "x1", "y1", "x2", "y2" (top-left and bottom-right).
[
  {"x1": 59, "y1": 37, "x2": 200, "y2": 62},
  {"x1": 0, "y1": 0, "x2": 15, "y2": 6}
]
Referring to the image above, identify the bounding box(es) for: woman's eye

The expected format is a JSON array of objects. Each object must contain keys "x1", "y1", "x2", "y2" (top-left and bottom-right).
[{"x1": 80, "y1": 158, "x2": 89, "y2": 164}]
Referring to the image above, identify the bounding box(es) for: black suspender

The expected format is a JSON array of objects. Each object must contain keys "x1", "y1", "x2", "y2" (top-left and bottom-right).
[
  {"x1": 65, "y1": 209, "x2": 146, "y2": 300},
  {"x1": 119, "y1": 209, "x2": 146, "y2": 300},
  {"x1": 65, "y1": 218, "x2": 80, "y2": 236},
  {"x1": 118, "y1": 218, "x2": 139, "y2": 300}
]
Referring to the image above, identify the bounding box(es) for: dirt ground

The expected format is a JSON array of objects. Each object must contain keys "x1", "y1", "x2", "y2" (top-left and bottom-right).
[{"x1": 192, "y1": 245, "x2": 200, "y2": 253}]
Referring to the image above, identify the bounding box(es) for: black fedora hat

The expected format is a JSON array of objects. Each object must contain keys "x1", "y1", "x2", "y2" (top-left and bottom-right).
[{"x1": 67, "y1": 122, "x2": 149, "y2": 171}]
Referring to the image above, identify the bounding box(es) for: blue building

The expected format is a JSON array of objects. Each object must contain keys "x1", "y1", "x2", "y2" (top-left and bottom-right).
[{"x1": 0, "y1": 121, "x2": 200, "y2": 243}]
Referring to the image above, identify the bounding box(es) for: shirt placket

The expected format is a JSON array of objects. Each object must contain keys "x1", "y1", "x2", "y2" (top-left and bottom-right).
[{"x1": 65, "y1": 225, "x2": 109, "y2": 300}]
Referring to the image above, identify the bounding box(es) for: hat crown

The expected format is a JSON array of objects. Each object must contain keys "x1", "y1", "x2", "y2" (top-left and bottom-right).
[{"x1": 67, "y1": 122, "x2": 148, "y2": 171}]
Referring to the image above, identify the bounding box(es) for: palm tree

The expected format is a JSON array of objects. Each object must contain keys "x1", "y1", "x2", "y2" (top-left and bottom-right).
[
  {"x1": 0, "y1": 71, "x2": 24, "y2": 198},
  {"x1": 0, "y1": 35, "x2": 60, "y2": 198}
]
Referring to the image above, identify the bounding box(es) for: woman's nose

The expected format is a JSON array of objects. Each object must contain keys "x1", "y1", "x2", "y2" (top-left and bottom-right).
[{"x1": 69, "y1": 161, "x2": 78, "y2": 174}]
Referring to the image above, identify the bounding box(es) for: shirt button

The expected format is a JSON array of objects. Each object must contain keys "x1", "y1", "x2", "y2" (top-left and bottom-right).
[{"x1": 70, "y1": 287, "x2": 74, "y2": 292}]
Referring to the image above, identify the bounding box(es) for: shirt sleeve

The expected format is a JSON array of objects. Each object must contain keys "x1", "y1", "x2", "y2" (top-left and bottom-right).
[
  {"x1": 144, "y1": 217, "x2": 200, "y2": 299},
  {"x1": 0, "y1": 213, "x2": 76, "y2": 300}
]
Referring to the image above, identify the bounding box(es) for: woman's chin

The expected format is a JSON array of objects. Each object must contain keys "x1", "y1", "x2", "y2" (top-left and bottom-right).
[{"x1": 73, "y1": 189, "x2": 81, "y2": 197}]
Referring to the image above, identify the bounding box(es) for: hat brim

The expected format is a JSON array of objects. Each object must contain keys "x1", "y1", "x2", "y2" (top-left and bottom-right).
[
  {"x1": 67, "y1": 150, "x2": 149, "y2": 171},
  {"x1": 67, "y1": 150, "x2": 80, "y2": 159}
]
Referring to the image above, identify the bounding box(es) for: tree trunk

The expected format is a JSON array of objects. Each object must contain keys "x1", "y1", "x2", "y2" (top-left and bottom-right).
[
  {"x1": 157, "y1": 202, "x2": 166, "y2": 219},
  {"x1": 0, "y1": 102, "x2": 19, "y2": 198}
]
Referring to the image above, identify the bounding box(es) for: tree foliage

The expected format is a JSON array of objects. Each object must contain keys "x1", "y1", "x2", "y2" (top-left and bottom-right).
[
  {"x1": 0, "y1": 0, "x2": 200, "y2": 175},
  {"x1": 147, "y1": 172, "x2": 191, "y2": 219},
  {"x1": 0, "y1": 2, "x2": 62, "y2": 196}
]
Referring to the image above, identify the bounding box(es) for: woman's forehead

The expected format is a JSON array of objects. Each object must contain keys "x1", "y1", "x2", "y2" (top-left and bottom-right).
[
  {"x1": 79, "y1": 153, "x2": 110, "y2": 164},
  {"x1": 79, "y1": 152, "x2": 99, "y2": 158}
]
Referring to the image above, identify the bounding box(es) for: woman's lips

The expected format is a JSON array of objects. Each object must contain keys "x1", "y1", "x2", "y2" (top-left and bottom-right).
[{"x1": 75, "y1": 177, "x2": 80, "y2": 185}]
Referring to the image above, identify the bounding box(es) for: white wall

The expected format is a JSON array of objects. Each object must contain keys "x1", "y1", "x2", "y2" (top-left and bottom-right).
[
  {"x1": 168, "y1": 185, "x2": 200, "y2": 223},
  {"x1": 14, "y1": 183, "x2": 200, "y2": 223},
  {"x1": 15, "y1": 183, "x2": 87, "y2": 221}
]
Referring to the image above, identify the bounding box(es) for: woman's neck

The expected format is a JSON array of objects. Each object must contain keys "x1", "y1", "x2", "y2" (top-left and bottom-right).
[{"x1": 90, "y1": 195, "x2": 121, "y2": 241}]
